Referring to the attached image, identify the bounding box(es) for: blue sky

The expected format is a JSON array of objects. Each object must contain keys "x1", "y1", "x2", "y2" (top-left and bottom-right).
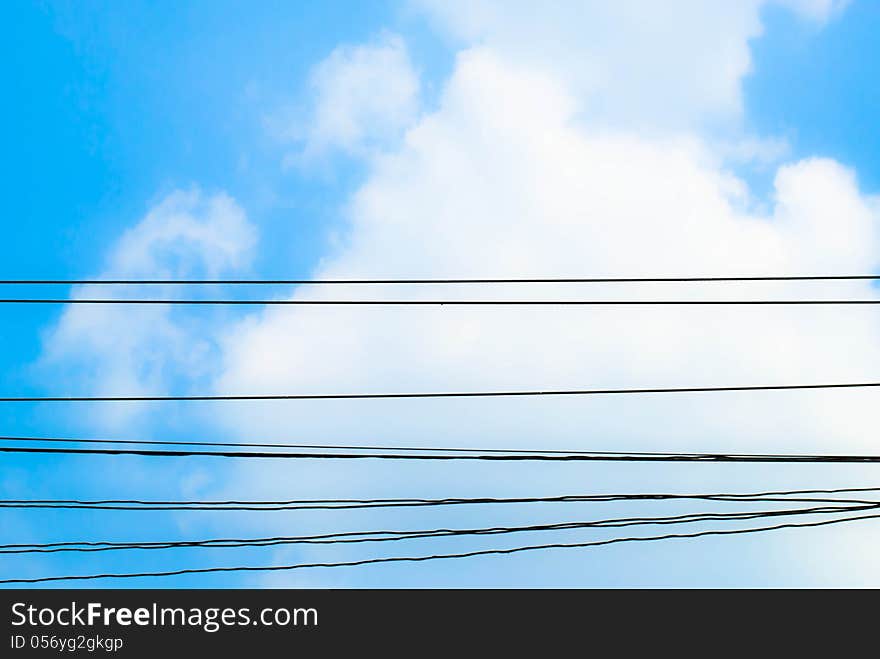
[{"x1": 3, "y1": 1, "x2": 880, "y2": 587}]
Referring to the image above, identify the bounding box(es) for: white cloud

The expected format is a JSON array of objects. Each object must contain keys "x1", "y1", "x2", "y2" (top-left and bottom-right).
[
  {"x1": 109, "y1": 190, "x2": 256, "y2": 277},
  {"x1": 776, "y1": 0, "x2": 850, "y2": 23},
  {"x1": 37, "y1": 1, "x2": 880, "y2": 585},
  {"x1": 416, "y1": 0, "x2": 844, "y2": 130},
  {"x1": 714, "y1": 135, "x2": 791, "y2": 167},
  {"x1": 217, "y1": 49, "x2": 880, "y2": 455},
  {"x1": 210, "y1": 40, "x2": 880, "y2": 585},
  {"x1": 284, "y1": 32, "x2": 420, "y2": 162},
  {"x1": 40, "y1": 189, "x2": 256, "y2": 429}
]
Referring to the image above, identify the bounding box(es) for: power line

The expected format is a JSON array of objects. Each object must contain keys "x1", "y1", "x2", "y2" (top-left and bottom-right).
[
  {"x1": 0, "y1": 434, "x2": 788, "y2": 455},
  {"x1": 3, "y1": 275, "x2": 880, "y2": 285},
  {"x1": 5, "y1": 298, "x2": 880, "y2": 305},
  {"x1": 0, "y1": 433, "x2": 862, "y2": 458},
  {"x1": 4, "y1": 503, "x2": 871, "y2": 554},
  {"x1": 5, "y1": 379, "x2": 880, "y2": 402},
  {"x1": 5, "y1": 444, "x2": 880, "y2": 462},
  {"x1": 5, "y1": 487, "x2": 878, "y2": 511},
  {"x1": 4, "y1": 511, "x2": 878, "y2": 584},
  {"x1": 4, "y1": 435, "x2": 880, "y2": 464}
]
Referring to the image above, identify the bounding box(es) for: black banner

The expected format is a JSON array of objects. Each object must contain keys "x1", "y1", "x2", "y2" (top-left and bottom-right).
[{"x1": 0, "y1": 588, "x2": 872, "y2": 655}]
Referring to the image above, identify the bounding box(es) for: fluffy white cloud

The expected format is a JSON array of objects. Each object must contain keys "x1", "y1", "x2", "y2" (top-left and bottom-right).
[
  {"x1": 285, "y1": 32, "x2": 420, "y2": 161},
  {"x1": 417, "y1": 0, "x2": 844, "y2": 129},
  {"x1": 217, "y1": 48, "x2": 880, "y2": 456},
  {"x1": 41, "y1": 189, "x2": 256, "y2": 429},
  {"x1": 108, "y1": 190, "x2": 256, "y2": 277},
  {"x1": 210, "y1": 37, "x2": 880, "y2": 584},
  {"x1": 38, "y1": 1, "x2": 880, "y2": 585}
]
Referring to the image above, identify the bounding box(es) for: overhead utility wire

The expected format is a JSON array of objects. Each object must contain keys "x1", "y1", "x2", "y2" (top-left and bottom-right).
[
  {"x1": 4, "y1": 435, "x2": 880, "y2": 465},
  {"x1": 4, "y1": 512, "x2": 879, "y2": 584},
  {"x1": 5, "y1": 298, "x2": 880, "y2": 305},
  {"x1": 5, "y1": 379, "x2": 880, "y2": 402},
  {"x1": 6, "y1": 444, "x2": 880, "y2": 462},
  {"x1": 0, "y1": 433, "x2": 867, "y2": 458},
  {"x1": 4, "y1": 275, "x2": 880, "y2": 284},
  {"x1": 3, "y1": 504, "x2": 871, "y2": 554},
  {"x1": 0, "y1": 435, "x2": 806, "y2": 455},
  {"x1": 5, "y1": 487, "x2": 879, "y2": 511}
]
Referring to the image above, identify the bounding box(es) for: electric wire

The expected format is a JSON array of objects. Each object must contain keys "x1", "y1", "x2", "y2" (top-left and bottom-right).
[
  {"x1": 2, "y1": 433, "x2": 873, "y2": 458},
  {"x1": 5, "y1": 444, "x2": 880, "y2": 462},
  {"x1": 3, "y1": 503, "x2": 872, "y2": 554},
  {"x1": 4, "y1": 511, "x2": 878, "y2": 584},
  {"x1": 6, "y1": 298, "x2": 880, "y2": 305},
  {"x1": 6, "y1": 379, "x2": 880, "y2": 402},
  {"x1": 3, "y1": 274, "x2": 880, "y2": 284},
  {"x1": 4, "y1": 486, "x2": 878, "y2": 511}
]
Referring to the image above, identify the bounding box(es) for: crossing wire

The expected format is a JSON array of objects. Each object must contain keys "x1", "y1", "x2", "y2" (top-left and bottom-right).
[
  {"x1": 5, "y1": 444, "x2": 880, "y2": 462},
  {"x1": 4, "y1": 511, "x2": 879, "y2": 584},
  {"x1": 3, "y1": 503, "x2": 874, "y2": 554},
  {"x1": 4, "y1": 486, "x2": 878, "y2": 511}
]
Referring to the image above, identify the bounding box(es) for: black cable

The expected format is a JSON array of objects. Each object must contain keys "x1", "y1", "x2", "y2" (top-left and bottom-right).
[
  {"x1": 4, "y1": 511, "x2": 878, "y2": 584},
  {"x1": 5, "y1": 379, "x2": 880, "y2": 402},
  {"x1": 6, "y1": 443, "x2": 880, "y2": 462},
  {"x1": 0, "y1": 434, "x2": 862, "y2": 459},
  {"x1": 0, "y1": 434, "x2": 792, "y2": 456},
  {"x1": 2, "y1": 495, "x2": 877, "y2": 511},
  {"x1": 4, "y1": 503, "x2": 871, "y2": 554},
  {"x1": 4, "y1": 486, "x2": 878, "y2": 511},
  {"x1": 5, "y1": 298, "x2": 880, "y2": 305},
  {"x1": 3, "y1": 275, "x2": 880, "y2": 284}
]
